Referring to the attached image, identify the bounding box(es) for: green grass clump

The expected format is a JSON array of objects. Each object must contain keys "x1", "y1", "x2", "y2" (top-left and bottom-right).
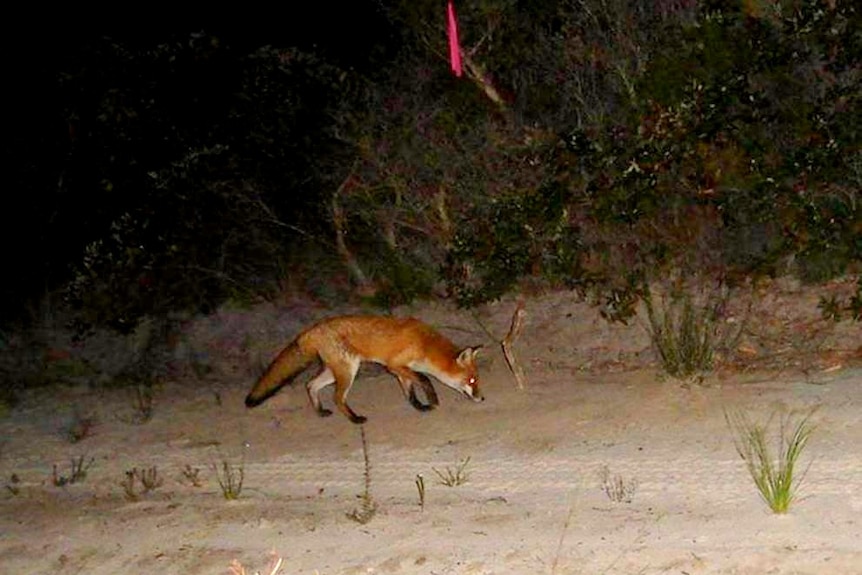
[
  {"x1": 212, "y1": 459, "x2": 245, "y2": 500},
  {"x1": 725, "y1": 409, "x2": 815, "y2": 513}
]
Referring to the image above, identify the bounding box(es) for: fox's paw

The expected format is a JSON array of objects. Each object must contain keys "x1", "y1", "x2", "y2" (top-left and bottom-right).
[
  {"x1": 317, "y1": 408, "x2": 333, "y2": 418},
  {"x1": 409, "y1": 384, "x2": 439, "y2": 412},
  {"x1": 350, "y1": 415, "x2": 368, "y2": 425}
]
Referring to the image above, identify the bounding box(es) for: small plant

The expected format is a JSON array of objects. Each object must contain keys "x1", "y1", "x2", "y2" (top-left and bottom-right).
[
  {"x1": 599, "y1": 465, "x2": 637, "y2": 504},
  {"x1": 65, "y1": 410, "x2": 96, "y2": 443},
  {"x1": 138, "y1": 466, "x2": 162, "y2": 491},
  {"x1": 6, "y1": 473, "x2": 20, "y2": 496},
  {"x1": 725, "y1": 409, "x2": 815, "y2": 513},
  {"x1": 212, "y1": 459, "x2": 245, "y2": 500},
  {"x1": 415, "y1": 473, "x2": 426, "y2": 511},
  {"x1": 181, "y1": 464, "x2": 203, "y2": 487},
  {"x1": 121, "y1": 469, "x2": 138, "y2": 501},
  {"x1": 129, "y1": 384, "x2": 155, "y2": 424},
  {"x1": 818, "y1": 279, "x2": 862, "y2": 321},
  {"x1": 121, "y1": 466, "x2": 165, "y2": 501},
  {"x1": 849, "y1": 279, "x2": 862, "y2": 320},
  {"x1": 433, "y1": 456, "x2": 471, "y2": 487},
  {"x1": 817, "y1": 295, "x2": 843, "y2": 322},
  {"x1": 53, "y1": 455, "x2": 95, "y2": 486},
  {"x1": 347, "y1": 425, "x2": 377, "y2": 524}
]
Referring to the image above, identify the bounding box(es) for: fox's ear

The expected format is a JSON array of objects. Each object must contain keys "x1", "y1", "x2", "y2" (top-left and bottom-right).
[{"x1": 457, "y1": 346, "x2": 482, "y2": 365}]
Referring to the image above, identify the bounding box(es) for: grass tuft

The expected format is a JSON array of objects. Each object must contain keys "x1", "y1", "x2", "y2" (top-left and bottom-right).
[
  {"x1": 599, "y1": 465, "x2": 637, "y2": 504},
  {"x1": 212, "y1": 459, "x2": 245, "y2": 500},
  {"x1": 181, "y1": 464, "x2": 203, "y2": 487},
  {"x1": 53, "y1": 454, "x2": 95, "y2": 486},
  {"x1": 433, "y1": 456, "x2": 471, "y2": 487},
  {"x1": 121, "y1": 466, "x2": 164, "y2": 501},
  {"x1": 725, "y1": 408, "x2": 815, "y2": 513},
  {"x1": 65, "y1": 410, "x2": 96, "y2": 443}
]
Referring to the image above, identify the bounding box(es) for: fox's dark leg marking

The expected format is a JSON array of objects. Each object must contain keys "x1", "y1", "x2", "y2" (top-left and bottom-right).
[
  {"x1": 390, "y1": 367, "x2": 438, "y2": 412},
  {"x1": 408, "y1": 373, "x2": 439, "y2": 411}
]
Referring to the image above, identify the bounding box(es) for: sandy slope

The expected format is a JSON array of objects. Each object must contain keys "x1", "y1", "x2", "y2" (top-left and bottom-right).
[{"x1": 2, "y1": 285, "x2": 862, "y2": 574}]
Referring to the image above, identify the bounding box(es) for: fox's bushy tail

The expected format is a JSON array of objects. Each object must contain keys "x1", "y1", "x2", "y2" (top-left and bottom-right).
[{"x1": 245, "y1": 340, "x2": 318, "y2": 407}]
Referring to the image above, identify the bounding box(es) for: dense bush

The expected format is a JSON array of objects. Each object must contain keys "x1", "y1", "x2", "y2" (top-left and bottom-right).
[
  {"x1": 5, "y1": 1, "x2": 862, "y2": 339},
  {"x1": 22, "y1": 35, "x2": 358, "y2": 333},
  {"x1": 439, "y1": 0, "x2": 862, "y2": 308}
]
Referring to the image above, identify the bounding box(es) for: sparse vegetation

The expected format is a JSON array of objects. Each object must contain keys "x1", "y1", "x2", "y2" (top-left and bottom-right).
[
  {"x1": 5, "y1": 473, "x2": 20, "y2": 496},
  {"x1": 726, "y1": 409, "x2": 816, "y2": 514},
  {"x1": 138, "y1": 466, "x2": 162, "y2": 491},
  {"x1": 599, "y1": 465, "x2": 638, "y2": 504},
  {"x1": 817, "y1": 279, "x2": 862, "y2": 322},
  {"x1": 120, "y1": 469, "x2": 137, "y2": 501},
  {"x1": 126, "y1": 384, "x2": 155, "y2": 425},
  {"x1": 347, "y1": 425, "x2": 377, "y2": 524},
  {"x1": 53, "y1": 455, "x2": 95, "y2": 486},
  {"x1": 643, "y1": 279, "x2": 743, "y2": 380},
  {"x1": 433, "y1": 456, "x2": 471, "y2": 487},
  {"x1": 121, "y1": 466, "x2": 164, "y2": 501},
  {"x1": 181, "y1": 464, "x2": 203, "y2": 487},
  {"x1": 64, "y1": 410, "x2": 96, "y2": 443},
  {"x1": 213, "y1": 459, "x2": 245, "y2": 501}
]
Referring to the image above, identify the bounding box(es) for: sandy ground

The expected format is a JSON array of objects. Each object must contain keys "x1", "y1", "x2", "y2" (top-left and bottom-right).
[{"x1": 2, "y1": 281, "x2": 862, "y2": 574}]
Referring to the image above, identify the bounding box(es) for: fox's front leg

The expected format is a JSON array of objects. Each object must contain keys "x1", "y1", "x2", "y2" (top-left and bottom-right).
[
  {"x1": 390, "y1": 367, "x2": 439, "y2": 412},
  {"x1": 408, "y1": 373, "x2": 439, "y2": 411}
]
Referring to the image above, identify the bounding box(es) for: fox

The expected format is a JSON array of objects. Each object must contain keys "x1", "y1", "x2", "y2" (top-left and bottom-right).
[{"x1": 244, "y1": 315, "x2": 483, "y2": 424}]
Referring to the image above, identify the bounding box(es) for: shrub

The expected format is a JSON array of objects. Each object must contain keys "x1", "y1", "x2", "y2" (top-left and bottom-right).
[{"x1": 643, "y1": 278, "x2": 742, "y2": 379}]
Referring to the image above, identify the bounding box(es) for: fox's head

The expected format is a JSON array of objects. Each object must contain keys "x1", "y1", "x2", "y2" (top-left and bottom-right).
[{"x1": 454, "y1": 346, "x2": 483, "y2": 402}]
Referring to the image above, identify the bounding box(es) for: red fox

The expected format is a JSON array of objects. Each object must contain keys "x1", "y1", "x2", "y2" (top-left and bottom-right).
[{"x1": 244, "y1": 315, "x2": 483, "y2": 424}]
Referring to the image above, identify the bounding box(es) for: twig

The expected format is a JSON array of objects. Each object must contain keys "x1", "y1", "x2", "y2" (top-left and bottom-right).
[
  {"x1": 460, "y1": 50, "x2": 507, "y2": 110},
  {"x1": 347, "y1": 425, "x2": 377, "y2": 523},
  {"x1": 502, "y1": 299, "x2": 527, "y2": 390},
  {"x1": 468, "y1": 310, "x2": 498, "y2": 342},
  {"x1": 550, "y1": 505, "x2": 575, "y2": 575},
  {"x1": 331, "y1": 162, "x2": 373, "y2": 292}
]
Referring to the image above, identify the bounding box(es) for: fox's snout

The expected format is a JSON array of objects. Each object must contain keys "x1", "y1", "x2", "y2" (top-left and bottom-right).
[{"x1": 463, "y1": 380, "x2": 484, "y2": 402}]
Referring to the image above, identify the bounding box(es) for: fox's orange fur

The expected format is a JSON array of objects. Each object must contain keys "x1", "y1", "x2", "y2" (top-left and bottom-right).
[{"x1": 244, "y1": 315, "x2": 483, "y2": 424}]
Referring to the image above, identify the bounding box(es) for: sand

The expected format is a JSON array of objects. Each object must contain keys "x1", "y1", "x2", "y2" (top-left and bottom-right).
[{"x1": 2, "y1": 280, "x2": 861, "y2": 574}]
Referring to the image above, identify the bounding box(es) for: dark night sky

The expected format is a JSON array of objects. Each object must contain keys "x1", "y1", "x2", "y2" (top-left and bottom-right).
[
  {"x1": 7, "y1": 3, "x2": 397, "y2": 99},
  {"x1": 8, "y1": 5, "x2": 402, "y2": 153}
]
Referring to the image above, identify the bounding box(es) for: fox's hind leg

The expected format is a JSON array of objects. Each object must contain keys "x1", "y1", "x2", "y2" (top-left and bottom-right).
[
  {"x1": 390, "y1": 367, "x2": 439, "y2": 412},
  {"x1": 329, "y1": 357, "x2": 365, "y2": 424},
  {"x1": 306, "y1": 367, "x2": 335, "y2": 417}
]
